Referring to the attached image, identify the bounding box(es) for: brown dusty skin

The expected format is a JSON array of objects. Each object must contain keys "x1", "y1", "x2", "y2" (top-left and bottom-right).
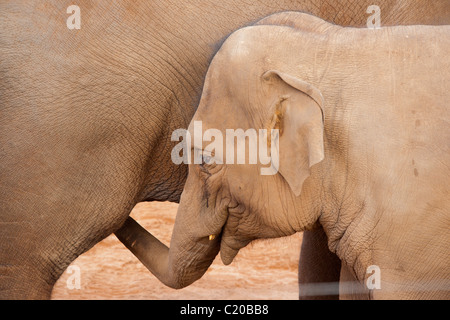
[{"x1": 51, "y1": 202, "x2": 302, "y2": 300}]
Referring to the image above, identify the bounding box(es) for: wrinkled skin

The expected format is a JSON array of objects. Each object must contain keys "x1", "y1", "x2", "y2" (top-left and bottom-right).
[
  {"x1": 1, "y1": 1, "x2": 449, "y2": 299},
  {"x1": 119, "y1": 12, "x2": 450, "y2": 299}
]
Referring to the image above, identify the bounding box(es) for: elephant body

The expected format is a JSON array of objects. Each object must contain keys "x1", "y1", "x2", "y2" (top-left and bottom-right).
[
  {"x1": 1, "y1": 0, "x2": 449, "y2": 299},
  {"x1": 118, "y1": 12, "x2": 450, "y2": 299}
]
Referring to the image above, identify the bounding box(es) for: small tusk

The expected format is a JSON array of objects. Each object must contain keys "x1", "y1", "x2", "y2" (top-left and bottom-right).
[{"x1": 209, "y1": 235, "x2": 216, "y2": 241}]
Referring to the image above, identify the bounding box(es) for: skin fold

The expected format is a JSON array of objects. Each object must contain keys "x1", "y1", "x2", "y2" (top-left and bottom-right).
[
  {"x1": 117, "y1": 12, "x2": 450, "y2": 299},
  {"x1": 1, "y1": 0, "x2": 449, "y2": 299}
]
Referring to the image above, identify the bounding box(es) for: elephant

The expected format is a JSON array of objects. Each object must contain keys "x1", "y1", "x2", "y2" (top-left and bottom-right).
[
  {"x1": 1, "y1": 0, "x2": 449, "y2": 299},
  {"x1": 116, "y1": 12, "x2": 450, "y2": 299}
]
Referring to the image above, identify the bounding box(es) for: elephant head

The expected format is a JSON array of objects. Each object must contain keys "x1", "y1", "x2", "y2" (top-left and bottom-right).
[{"x1": 116, "y1": 20, "x2": 327, "y2": 289}]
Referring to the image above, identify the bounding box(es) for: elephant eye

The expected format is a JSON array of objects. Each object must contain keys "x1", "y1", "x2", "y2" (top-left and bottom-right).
[
  {"x1": 199, "y1": 153, "x2": 218, "y2": 175},
  {"x1": 202, "y1": 154, "x2": 212, "y2": 165}
]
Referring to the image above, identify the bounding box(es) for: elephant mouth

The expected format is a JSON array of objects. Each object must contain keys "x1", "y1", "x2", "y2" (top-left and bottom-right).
[
  {"x1": 219, "y1": 236, "x2": 240, "y2": 266},
  {"x1": 220, "y1": 236, "x2": 239, "y2": 266},
  {"x1": 217, "y1": 225, "x2": 251, "y2": 266},
  {"x1": 209, "y1": 202, "x2": 249, "y2": 266}
]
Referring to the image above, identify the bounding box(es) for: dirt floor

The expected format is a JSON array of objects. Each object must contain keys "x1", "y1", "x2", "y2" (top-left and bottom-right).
[{"x1": 51, "y1": 202, "x2": 303, "y2": 300}]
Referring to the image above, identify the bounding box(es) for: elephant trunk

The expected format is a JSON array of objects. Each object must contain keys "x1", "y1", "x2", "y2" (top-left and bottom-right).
[
  {"x1": 115, "y1": 199, "x2": 226, "y2": 289},
  {"x1": 115, "y1": 217, "x2": 175, "y2": 288}
]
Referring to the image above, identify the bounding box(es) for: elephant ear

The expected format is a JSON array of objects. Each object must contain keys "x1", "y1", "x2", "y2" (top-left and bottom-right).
[{"x1": 262, "y1": 70, "x2": 324, "y2": 197}]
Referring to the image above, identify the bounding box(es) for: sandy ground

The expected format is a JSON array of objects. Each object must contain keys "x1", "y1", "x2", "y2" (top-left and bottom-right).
[{"x1": 51, "y1": 202, "x2": 302, "y2": 300}]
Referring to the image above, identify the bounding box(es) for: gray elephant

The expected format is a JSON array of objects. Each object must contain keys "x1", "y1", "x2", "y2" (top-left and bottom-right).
[
  {"x1": 1, "y1": 0, "x2": 449, "y2": 299},
  {"x1": 117, "y1": 12, "x2": 450, "y2": 299}
]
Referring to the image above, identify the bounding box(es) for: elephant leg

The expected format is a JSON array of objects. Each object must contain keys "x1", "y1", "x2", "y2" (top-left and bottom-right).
[
  {"x1": 0, "y1": 261, "x2": 54, "y2": 299},
  {"x1": 0, "y1": 204, "x2": 133, "y2": 300},
  {"x1": 298, "y1": 226, "x2": 341, "y2": 300},
  {"x1": 0, "y1": 154, "x2": 148, "y2": 300},
  {"x1": 339, "y1": 262, "x2": 370, "y2": 300}
]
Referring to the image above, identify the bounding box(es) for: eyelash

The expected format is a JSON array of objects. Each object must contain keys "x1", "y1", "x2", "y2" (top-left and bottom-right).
[
  {"x1": 201, "y1": 155, "x2": 212, "y2": 166},
  {"x1": 192, "y1": 149, "x2": 219, "y2": 174},
  {"x1": 199, "y1": 154, "x2": 219, "y2": 176}
]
